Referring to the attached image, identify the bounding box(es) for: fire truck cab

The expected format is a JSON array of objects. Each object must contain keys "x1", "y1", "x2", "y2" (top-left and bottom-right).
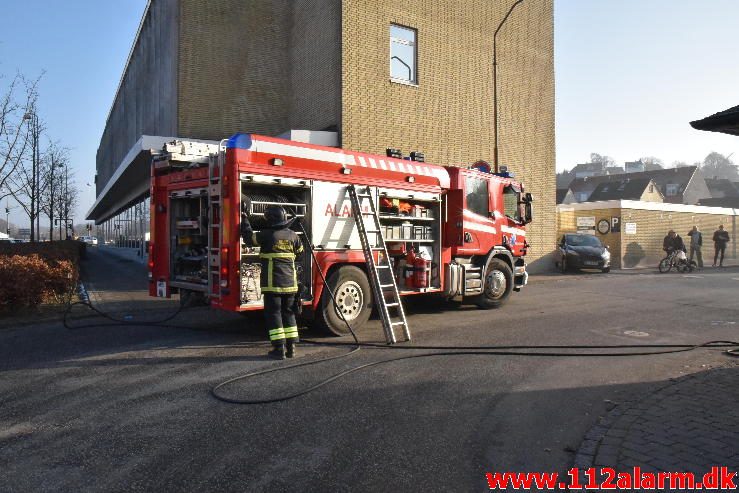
[{"x1": 149, "y1": 133, "x2": 532, "y2": 335}]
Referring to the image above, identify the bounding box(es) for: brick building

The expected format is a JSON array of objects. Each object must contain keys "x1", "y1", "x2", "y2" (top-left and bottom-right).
[
  {"x1": 88, "y1": 0, "x2": 555, "y2": 267},
  {"x1": 557, "y1": 201, "x2": 737, "y2": 269}
]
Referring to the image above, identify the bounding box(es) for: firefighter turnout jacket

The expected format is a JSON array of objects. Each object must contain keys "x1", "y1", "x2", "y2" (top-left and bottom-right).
[{"x1": 242, "y1": 218, "x2": 304, "y2": 294}]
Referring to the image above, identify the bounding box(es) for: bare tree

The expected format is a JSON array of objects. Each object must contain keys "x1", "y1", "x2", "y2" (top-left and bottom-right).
[
  {"x1": 0, "y1": 74, "x2": 38, "y2": 200},
  {"x1": 7, "y1": 106, "x2": 47, "y2": 241},
  {"x1": 590, "y1": 153, "x2": 616, "y2": 167},
  {"x1": 39, "y1": 143, "x2": 68, "y2": 241},
  {"x1": 55, "y1": 162, "x2": 78, "y2": 240},
  {"x1": 701, "y1": 151, "x2": 738, "y2": 181},
  {"x1": 640, "y1": 156, "x2": 664, "y2": 171},
  {"x1": 671, "y1": 160, "x2": 690, "y2": 168}
]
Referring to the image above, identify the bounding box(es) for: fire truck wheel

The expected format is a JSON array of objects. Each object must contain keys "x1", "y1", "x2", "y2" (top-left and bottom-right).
[
  {"x1": 317, "y1": 265, "x2": 372, "y2": 336},
  {"x1": 474, "y1": 258, "x2": 513, "y2": 309}
]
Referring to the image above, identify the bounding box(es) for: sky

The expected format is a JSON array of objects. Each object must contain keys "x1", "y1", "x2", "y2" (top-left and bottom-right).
[
  {"x1": 554, "y1": 0, "x2": 739, "y2": 170},
  {"x1": 1, "y1": 0, "x2": 738, "y2": 227},
  {"x1": 0, "y1": 0, "x2": 147, "y2": 227}
]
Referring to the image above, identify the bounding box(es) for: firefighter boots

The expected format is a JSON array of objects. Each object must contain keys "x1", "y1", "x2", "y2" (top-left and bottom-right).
[
  {"x1": 268, "y1": 344, "x2": 286, "y2": 360},
  {"x1": 286, "y1": 341, "x2": 297, "y2": 359}
]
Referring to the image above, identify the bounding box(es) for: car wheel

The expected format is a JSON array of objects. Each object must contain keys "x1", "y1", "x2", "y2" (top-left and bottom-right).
[
  {"x1": 474, "y1": 258, "x2": 513, "y2": 309},
  {"x1": 601, "y1": 267, "x2": 610, "y2": 273},
  {"x1": 315, "y1": 265, "x2": 372, "y2": 336}
]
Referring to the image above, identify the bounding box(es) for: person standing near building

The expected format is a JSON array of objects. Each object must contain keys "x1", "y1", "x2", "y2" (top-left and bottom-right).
[
  {"x1": 241, "y1": 204, "x2": 304, "y2": 359},
  {"x1": 686, "y1": 225, "x2": 703, "y2": 269},
  {"x1": 712, "y1": 224, "x2": 730, "y2": 267}
]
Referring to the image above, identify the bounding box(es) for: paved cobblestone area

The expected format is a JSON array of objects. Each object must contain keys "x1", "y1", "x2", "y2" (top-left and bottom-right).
[{"x1": 575, "y1": 362, "x2": 739, "y2": 485}]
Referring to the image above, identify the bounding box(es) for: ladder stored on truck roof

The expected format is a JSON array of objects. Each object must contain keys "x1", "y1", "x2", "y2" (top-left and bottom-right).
[{"x1": 347, "y1": 184, "x2": 411, "y2": 344}]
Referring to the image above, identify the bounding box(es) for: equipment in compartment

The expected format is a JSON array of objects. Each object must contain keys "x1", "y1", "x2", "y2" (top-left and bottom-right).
[
  {"x1": 242, "y1": 191, "x2": 306, "y2": 230},
  {"x1": 176, "y1": 218, "x2": 200, "y2": 229},
  {"x1": 241, "y1": 263, "x2": 262, "y2": 303},
  {"x1": 239, "y1": 183, "x2": 310, "y2": 306},
  {"x1": 377, "y1": 191, "x2": 441, "y2": 291},
  {"x1": 170, "y1": 193, "x2": 209, "y2": 287},
  {"x1": 173, "y1": 247, "x2": 208, "y2": 284}
]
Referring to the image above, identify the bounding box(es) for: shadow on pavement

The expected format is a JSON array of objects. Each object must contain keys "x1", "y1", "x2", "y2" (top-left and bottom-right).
[{"x1": 1, "y1": 341, "x2": 735, "y2": 492}]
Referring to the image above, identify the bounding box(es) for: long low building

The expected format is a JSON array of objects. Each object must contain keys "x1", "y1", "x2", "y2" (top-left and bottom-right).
[{"x1": 557, "y1": 200, "x2": 737, "y2": 269}]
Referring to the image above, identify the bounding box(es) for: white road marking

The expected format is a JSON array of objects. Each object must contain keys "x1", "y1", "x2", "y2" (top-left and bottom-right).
[
  {"x1": 623, "y1": 330, "x2": 650, "y2": 337},
  {"x1": 682, "y1": 275, "x2": 704, "y2": 278}
]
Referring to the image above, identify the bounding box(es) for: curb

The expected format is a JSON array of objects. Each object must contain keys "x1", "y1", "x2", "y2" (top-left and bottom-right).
[
  {"x1": 572, "y1": 364, "x2": 738, "y2": 472},
  {"x1": 572, "y1": 378, "x2": 678, "y2": 470}
]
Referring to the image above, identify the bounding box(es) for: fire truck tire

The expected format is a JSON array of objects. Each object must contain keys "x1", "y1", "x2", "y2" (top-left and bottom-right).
[
  {"x1": 316, "y1": 265, "x2": 373, "y2": 336},
  {"x1": 474, "y1": 258, "x2": 513, "y2": 309}
]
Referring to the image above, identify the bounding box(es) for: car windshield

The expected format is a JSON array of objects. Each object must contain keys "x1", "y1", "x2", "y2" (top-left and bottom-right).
[{"x1": 565, "y1": 234, "x2": 602, "y2": 247}]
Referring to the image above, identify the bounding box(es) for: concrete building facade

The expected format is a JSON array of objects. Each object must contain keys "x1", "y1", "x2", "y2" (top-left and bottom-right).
[{"x1": 89, "y1": 0, "x2": 555, "y2": 267}]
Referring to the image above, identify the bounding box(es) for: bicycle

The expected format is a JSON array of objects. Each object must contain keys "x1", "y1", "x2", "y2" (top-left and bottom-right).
[{"x1": 658, "y1": 249, "x2": 696, "y2": 273}]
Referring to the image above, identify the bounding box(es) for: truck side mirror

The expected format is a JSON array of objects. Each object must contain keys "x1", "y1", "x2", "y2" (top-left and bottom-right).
[{"x1": 523, "y1": 202, "x2": 533, "y2": 224}]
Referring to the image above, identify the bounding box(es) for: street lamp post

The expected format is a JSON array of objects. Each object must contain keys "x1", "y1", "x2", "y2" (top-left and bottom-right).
[
  {"x1": 64, "y1": 164, "x2": 70, "y2": 239},
  {"x1": 493, "y1": 0, "x2": 525, "y2": 174},
  {"x1": 22, "y1": 110, "x2": 42, "y2": 241},
  {"x1": 48, "y1": 158, "x2": 63, "y2": 242}
]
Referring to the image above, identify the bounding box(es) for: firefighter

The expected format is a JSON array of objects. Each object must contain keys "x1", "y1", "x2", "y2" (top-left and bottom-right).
[{"x1": 241, "y1": 203, "x2": 304, "y2": 359}]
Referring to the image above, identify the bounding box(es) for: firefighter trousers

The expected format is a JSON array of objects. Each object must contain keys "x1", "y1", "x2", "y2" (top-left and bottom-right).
[{"x1": 263, "y1": 293, "x2": 298, "y2": 346}]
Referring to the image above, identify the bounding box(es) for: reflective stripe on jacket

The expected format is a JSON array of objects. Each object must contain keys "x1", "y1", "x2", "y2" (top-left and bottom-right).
[{"x1": 254, "y1": 227, "x2": 304, "y2": 293}]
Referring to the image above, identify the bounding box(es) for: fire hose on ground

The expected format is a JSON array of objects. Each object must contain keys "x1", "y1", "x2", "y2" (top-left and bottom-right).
[{"x1": 63, "y1": 215, "x2": 739, "y2": 405}]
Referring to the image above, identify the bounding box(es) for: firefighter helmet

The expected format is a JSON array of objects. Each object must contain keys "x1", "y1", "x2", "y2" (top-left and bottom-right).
[{"x1": 264, "y1": 205, "x2": 289, "y2": 227}]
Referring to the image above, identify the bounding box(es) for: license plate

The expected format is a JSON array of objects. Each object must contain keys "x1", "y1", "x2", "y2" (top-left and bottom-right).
[{"x1": 583, "y1": 261, "x2": 598, "y2": 266}]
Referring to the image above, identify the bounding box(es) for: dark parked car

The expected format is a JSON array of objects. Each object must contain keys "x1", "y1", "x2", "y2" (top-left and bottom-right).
[{"x1": 555, "y1": 233, "x2": 611, "y2": 273}]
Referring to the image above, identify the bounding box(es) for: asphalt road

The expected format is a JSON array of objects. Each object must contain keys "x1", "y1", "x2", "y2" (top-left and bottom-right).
[{"x1": 1, "y1": 248, "x2": 738, "y2": 492}]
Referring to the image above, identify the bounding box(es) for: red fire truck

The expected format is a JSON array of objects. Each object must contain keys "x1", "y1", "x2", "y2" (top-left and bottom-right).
[{"x1": 149, "y1": 133, "x2": 533, "y2": 335}]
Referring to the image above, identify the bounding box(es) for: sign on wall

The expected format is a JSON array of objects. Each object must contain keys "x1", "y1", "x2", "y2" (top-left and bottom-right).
[
  {"x1": 576, "y1": 216, "x2": 596, "y2": 234},
  {"x1": 611, "y1": 216, "x2": 620, "y2": 233},
  {"x1": 624, "y1": 222, "x2": 637, "y2": 234}
]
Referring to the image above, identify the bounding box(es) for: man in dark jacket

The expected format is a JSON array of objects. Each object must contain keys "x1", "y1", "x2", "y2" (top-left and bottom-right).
[
  {"x1": 712, "y1": 225, "x2": 730, "y2": 267},
  {"x1": 662, "y1": 230, "x2": 685, "y2": 253},
  {"x1": 686, "y1": 225, "x2": 703, "y2": 269},
  {"x1": 241, "y1": 204, "x2": 304, "y2": 359}
]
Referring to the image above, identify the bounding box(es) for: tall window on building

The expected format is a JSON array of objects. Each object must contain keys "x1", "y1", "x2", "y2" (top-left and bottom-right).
[{"x1": 390, "y1": 24, "x2": 417, "y2": 84}]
